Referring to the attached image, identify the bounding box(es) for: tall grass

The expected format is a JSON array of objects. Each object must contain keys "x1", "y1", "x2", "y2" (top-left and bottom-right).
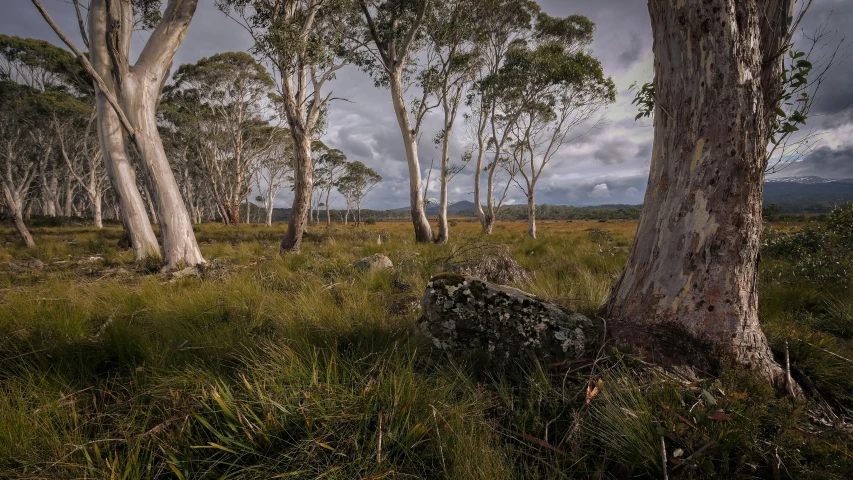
[{"x1": 0, "y1": 218, "x2": 850, "y2": 478}]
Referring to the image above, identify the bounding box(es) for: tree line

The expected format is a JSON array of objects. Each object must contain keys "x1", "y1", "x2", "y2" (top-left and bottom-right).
[{"x1": 4, "y1": 0, "x2": 830, "y2": 392}]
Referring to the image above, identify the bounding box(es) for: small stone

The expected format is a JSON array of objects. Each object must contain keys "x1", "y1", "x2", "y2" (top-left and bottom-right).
[
  {"x1": 170, "y1": 266, "x2": 201, "y2": 281},
  {"x1": 419, "y1": 274, "x2": 600, "y2": 369},
  {"x1": 354, "y1": 254, "x2": 393, "y2": 272}
]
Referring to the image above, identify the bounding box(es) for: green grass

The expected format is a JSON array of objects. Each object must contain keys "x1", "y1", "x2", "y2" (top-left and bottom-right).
[{"x1": 0, "y1": 219, "x2": 850, "y2": 478}]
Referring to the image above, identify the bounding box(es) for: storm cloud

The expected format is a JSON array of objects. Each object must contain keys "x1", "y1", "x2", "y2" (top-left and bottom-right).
[{"x1": 5, "y1": 0, "x2": 851, "y2": 209}]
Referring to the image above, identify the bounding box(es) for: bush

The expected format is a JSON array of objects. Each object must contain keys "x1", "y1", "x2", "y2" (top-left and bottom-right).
[
  {"x1": 762, "y1": 203, "x2": 853, "y2": 285},
  {"x1": 365, "y1": 218, "x2": 377, "y2": 225}
]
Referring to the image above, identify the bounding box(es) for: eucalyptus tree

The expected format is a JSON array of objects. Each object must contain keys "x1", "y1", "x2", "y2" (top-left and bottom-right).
[
  {"x1": 356, "y1": 0, "x2": 436, "y2": 242},
  {"x1": 49, "y1": 92, "x2": 111, "y2": 227},
  {"x1": 422, "y1": 0, "x2": 480, "y2": 244},
  {"x1": 315, "y1": 147, "x2": 348, "y2": 225},
  {"x1": 337, "y1": 160, "x2": 381, "y2": 226},
  {"x1": 0, "y1": 34, "x2": 92, "y2": 220},
  {"x1": 605, "y1": 0, "x2": 810, "y2": 392},
  {"x1": 478, "y1": 12, "x2": 604, "y2": 236},
  {"x1": 499, "y1": 26, "x2": 616, "y2": 238},
  {"x1": 164, "y1": 52, "x2": 276, "y2": 226},
  {"x1": 0, "y1": 82, "x2": 39, "y2": 248},
  {"x1": 218, "y1": 0, "x2": 359, "y2": 252},
  {"x1": 32, "y1": 0, "x2": 203, "y2": 269},
  {"x1": 256, "y1": 127, "x2": 294, "y2": 226},
  {"x1": 57, "y1": 112, "x2": 109, "y2": 227},
  {"x1": 467, "y1": 0, "x2": 539, "y2": 234}
]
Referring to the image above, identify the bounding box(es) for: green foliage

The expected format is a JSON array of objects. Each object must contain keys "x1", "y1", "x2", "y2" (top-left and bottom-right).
[
  {"x1": 630, "y1": 48, "x2": 815, "y2": 145},
  {"x1": 629, "y1": 81, "x2": 655, "y2": 120},
  {"x1": 762, "y1": 203, "x2": 853, "y2": 285},
  {"x1": 771, "y1": 50, "x2": 812, "y2": 145},
  {"x1": 133, "y1": 0, "x2": 164, "y2": 30},
  {"x1": 0, "y1": 34, "x2": 90, "y2": 96}
]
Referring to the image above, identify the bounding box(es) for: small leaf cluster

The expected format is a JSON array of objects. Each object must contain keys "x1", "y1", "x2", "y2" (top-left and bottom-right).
[
  {"x1": 629, "y1": 81, "x2": 655, "y2": 121},
  {"x1": 771, "y1": 50, "x2": 812, "y2": 145}
]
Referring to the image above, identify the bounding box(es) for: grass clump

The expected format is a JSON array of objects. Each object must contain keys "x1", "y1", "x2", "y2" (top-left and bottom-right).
[{"x1": 0, "y1": 218, "x2": 850, "y2": 478}]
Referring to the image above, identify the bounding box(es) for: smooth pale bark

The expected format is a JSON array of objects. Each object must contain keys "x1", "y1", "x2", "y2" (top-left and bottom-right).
[
  {"x1": 84, "y1": 0, "x2": 202, "y2": 269},
  {"x1": 325, "y1": 190, "x2": 333, "y2": 225},
  {"x1": 2, "y1": 183, "x2": 35, "y2": 248},
  {"x1": 92, "y1": 190, "x2": 103, "y2": 228},
  {"x1": 524, "y1": 191, "x2": 537, "y2": 239},
  {"x1": 435, "y1": 98, "x2": 460, "y2": 245},
  {"x1": 95, "y1": 96, "x2": 159, "y2": 258},
  {"x1": 85, "y1": 0, "x2": 159, "y2": 258},
  {"x1": 281, "y1": 135, "x2": 312, "y2": 252},
  {"x1": 63, "y1": 177, "x2": 75, "y2": 217},
  {"x1": 264, "y1": 179, "x2": 277, "y2": 227},
  {"x1": 120, "y1": 55, "x2": 204, "y2": 268},
  {"x1": 605, "y1": 0, "x2": 794, "y2": 391},
  {"x1": 472, "y1": 118, "x2": 488, "y2": 231},
  {"x1": 389, "y1": 71, "x2": 433, "y2": 242},
  {"x1": 266, "y1": 204, "x2": 274, "y2": 226}
]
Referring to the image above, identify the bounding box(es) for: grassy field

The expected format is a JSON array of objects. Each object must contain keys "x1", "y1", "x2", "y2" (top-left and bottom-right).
[{"x1": 0, "y1": 218, "x2": 851, "y2": 479}]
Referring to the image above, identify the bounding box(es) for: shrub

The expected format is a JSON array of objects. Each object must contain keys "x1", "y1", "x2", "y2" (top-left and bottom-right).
[{"x1": 762, "y1": 203, "x2": 853, "y2": 285}]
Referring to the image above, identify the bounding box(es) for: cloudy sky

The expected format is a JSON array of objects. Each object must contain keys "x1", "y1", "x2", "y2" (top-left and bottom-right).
[{"x1": 5, "y1": 0, "x2": 852, "y2": 209}]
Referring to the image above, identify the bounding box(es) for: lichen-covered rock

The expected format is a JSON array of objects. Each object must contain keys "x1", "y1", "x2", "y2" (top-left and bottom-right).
[
  {"x1": 442, "y1": 244, "x2": 530, "y2": 285},
  {"x1": 354, "y1": 254, "x2": 393, "y2": 272},
  {"x1": 419, "y1": 274, "x2": 599, "y2": 367}
]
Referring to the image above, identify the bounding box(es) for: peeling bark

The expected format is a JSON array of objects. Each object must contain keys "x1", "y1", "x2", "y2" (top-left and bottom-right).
[{"x1": 606, "y1": 0, "x2": 796, "y2": 392}]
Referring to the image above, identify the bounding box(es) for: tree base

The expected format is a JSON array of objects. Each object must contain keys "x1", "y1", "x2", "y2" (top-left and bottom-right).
[{"x1": 608, "y1": 319, "x2": 801, "y2": 397}]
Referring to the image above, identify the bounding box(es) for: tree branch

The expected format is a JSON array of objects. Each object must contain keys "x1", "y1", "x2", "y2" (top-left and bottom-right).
[{"x1": 30, "y1": 0, "x2": 137, "y2": 139}]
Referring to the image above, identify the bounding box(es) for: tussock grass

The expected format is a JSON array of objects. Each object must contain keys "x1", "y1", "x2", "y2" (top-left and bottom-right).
[{"x1": 0, "y1": 218, "x2": 850, "y2": 478}]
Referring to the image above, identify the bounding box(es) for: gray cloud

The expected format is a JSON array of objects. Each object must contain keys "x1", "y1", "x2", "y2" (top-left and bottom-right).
[
  {"x1": 780, "y1": 146, "x2": 853, "y2": 179},
  {"x1": 593, "y1": 138, "x2": 638, "y2": 165},
  {"x1": 6, "y1": 0, "x2": 852, "y2": 210},
  {"x1": 618, "y1": 34, "x2": 644, "y2": 66}
]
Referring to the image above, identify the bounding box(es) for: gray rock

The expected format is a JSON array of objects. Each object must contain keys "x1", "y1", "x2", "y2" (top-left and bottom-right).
[
  {"x1": 169, "y1": 266, "x2": 201, "y2": 282},
  {"x1": 419, "y1": 274, "x2": 600, "y2": 367},
  {"x1": 354, "y1": 254, "x2": 393, "y2": 272}
]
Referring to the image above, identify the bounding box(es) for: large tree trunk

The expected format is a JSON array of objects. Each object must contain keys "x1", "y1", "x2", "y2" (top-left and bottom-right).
[
  {"x1": 122, "y1": 75, "x2": 205, "y2": 269},
  {"x1": 605, "y1": 0, "x2": 794, "y2": 392},
  {"x1": 527, "y1": 192, "x2": 536, "y2": 239},
  {"x1": 88, "y1": 0, "x2": 160, "y2": 261},
  {"x1": 389, "y1": 70, "x2": 432, "y2": 243},
  {"x1": 93, "y1": 92, "x2": 160, "y2": 259},
  {"x1": 86, "y1": 0, "x2": 202, "y2": 269},
  {"x1": 281, "y1": 133, "x2": 312, "y2": 252}
]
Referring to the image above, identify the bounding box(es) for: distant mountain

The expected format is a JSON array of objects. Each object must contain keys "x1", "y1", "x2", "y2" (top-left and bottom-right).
[
  {"x1": 263, "y1": 177, "x2": 853, "y2": 221},
  {"x1": 764, "y1": 176, "x2": 853, "y2": 213},
  {"x1": 392, "y1": 200, "x2": 477, "y2": 216}
]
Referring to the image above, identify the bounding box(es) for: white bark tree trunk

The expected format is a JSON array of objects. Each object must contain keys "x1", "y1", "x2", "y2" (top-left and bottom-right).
[
  {"x1": 2, "y1": 183, "x2": 35, "y2": 248},
  {"x1": 92, "y1": 189, "x2": 103, "y2": 228},
  {"x1": 605, "y1": 0, "x2": 795, "y2": 391},
  {"x1": 86, "y1": 0, "x2": 160, "y2": 260},
  {"x1": 389, "y1": 70, "x2": 433, "y2": 242},
  {"x1": 281, "y1": 132, "x2": 312, "y2": 252},
  {"x1": 527, "y1": 192, "x2": 536, "y2": 239}
]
